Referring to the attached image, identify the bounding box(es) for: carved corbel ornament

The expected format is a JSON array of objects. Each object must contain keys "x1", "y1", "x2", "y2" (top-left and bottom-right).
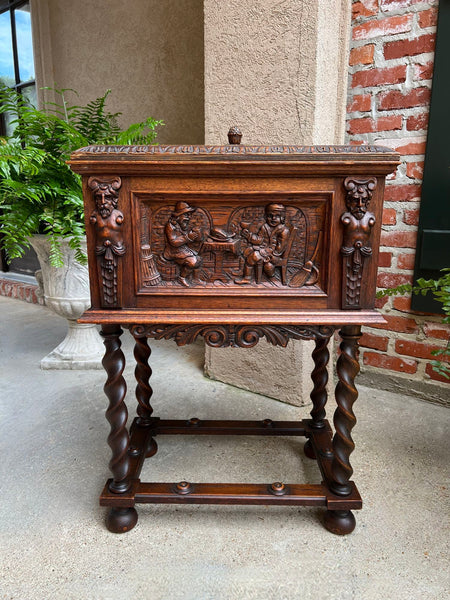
[
  {"x1": 88, "y1": 176, "x2": 125, "y2": 306},
  {"x1": 341, "y1": 177, "x2": 377, "y2": 309},
  {"x1": 129, "y1": 324, "x2": 335, "y2": 348}
]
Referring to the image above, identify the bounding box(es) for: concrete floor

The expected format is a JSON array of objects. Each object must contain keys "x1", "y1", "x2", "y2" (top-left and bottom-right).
[{"x1": 0, "y1": 296, "x2": 449, "y2": 600}]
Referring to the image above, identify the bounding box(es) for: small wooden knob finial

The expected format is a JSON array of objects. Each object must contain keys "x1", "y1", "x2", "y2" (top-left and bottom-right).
[{"x1": 228, "y1": 126, "x2": 242, "y2": 145}]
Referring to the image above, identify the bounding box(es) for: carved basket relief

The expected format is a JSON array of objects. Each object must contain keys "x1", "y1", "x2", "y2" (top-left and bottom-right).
[{"x1": 134, "y1": 195, "x2": 328, "y2": 292}]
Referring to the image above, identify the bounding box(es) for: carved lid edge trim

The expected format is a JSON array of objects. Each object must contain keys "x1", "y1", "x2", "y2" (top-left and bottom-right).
[{"x1": 70, "y1": 144, "x2": 399, "y2": 159}]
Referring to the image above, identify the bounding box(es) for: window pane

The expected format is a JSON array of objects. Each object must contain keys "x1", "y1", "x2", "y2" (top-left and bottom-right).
[
  {"x1": 3, "y1": 110, "x2": 15, "y2": 136},
  {"x1": 21, "y1": 82, "x2": 36, "y2": 108},
  {"x1": 15, "y1": 4, "x2": 34, "y2": 83},
  {"x1": 0, "y1": 10, "x2": 15, "y2": 86}
]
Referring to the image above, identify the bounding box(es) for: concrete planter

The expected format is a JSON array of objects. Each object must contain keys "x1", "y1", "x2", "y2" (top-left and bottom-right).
[{"x1": 30, "y1": 235, "x2": 104, "y2": 369}]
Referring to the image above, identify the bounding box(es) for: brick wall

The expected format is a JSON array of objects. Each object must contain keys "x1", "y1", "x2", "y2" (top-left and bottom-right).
[
  {"x1": 347, "y1": 0, "x2": 449, "y2": 394},
  {"x1": 0, "y1": 277, "x2": 43, "y2": 305}
]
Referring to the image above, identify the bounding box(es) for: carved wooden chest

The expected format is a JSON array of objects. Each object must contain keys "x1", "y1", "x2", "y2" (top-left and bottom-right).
[{"x1": 70, "y1": 139, "x2": 399, "y2": 535}]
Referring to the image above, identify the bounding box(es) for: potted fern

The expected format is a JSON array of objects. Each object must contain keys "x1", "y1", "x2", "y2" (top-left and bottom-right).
[{"x1": 0, "y1": 86, "x2": 163, "y2": 368}]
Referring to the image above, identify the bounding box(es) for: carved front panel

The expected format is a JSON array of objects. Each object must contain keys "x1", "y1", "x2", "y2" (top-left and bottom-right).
[{"x1": 132, "y1": 193, "x2": 329, "y2": 296}]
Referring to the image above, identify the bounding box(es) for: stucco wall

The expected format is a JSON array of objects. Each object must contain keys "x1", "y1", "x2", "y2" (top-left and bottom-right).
[
  {"x1": 203, "y1": 0, "x2": 351, "y2": 404},
  {"x1": 204, "y1": 0, "x2": 350, "y2": 146},
  {"x1": 31, "y1": 0, "x2": 204, "y2": 144}
]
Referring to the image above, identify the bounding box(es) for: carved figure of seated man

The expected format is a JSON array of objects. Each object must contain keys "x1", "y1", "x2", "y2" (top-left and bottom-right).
[
  {"x1": 163, "y1": 201, "x2": 204, "y2": 286},
  {"x1": 235, "y1": 203, "x2": 290, "y2": 284}
]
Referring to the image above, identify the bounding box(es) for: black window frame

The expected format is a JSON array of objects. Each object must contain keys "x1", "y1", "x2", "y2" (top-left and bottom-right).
[
  {"x1": 411, "y1": 2, "x2": 450, "y2": 314},
  {"x1": 0, "y1": 0, "x2": 38, "y2": 273},
  {"x1": 0, "y1": 0, "x2": 36, "y2": 136}
]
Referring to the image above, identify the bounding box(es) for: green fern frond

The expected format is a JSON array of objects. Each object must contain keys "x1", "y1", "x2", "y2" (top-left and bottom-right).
[{"x1": 0, "y1": 84, "x2": 162, "y2": 266}]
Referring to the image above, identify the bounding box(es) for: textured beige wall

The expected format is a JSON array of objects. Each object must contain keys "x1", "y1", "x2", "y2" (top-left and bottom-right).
[
  {"x1": 31, "y1": 0, "x2": 204, "y2": 144},
  {"x1": 203, "y1": 0, "x2": 351, "y2": 404},
  {"x1": 204, "y1": 0, "x2": 350, "y2": 146}
]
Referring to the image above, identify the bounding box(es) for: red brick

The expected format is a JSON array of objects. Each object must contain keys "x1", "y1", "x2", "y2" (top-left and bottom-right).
[
  {"x1": 375, "y1": 295, "x2": 389, "y2": 309},
  {"x1": 348, "y1": 117, "x2": 375, "y2": 135},
  {"x1": 381, "y1": 230, "x2": 417, "y2": 248},
  {"x1": 372, "y1": 314, "x2": 418, "y2": 333},
  {"x1": 393, "y1": 296, "x2": 412, "y2": 312},
  {"x1": 363, "y1": 351, "x2": 417, "y2": 373},
  {"x1": 378, "y1": 87, "x2": 431, "y2": 111},
  {"x1": 381, "y1": 0, "x2": 412, "y2": 10},
  {"x1": 382, "y1": 208, "x2": 397, "y2": 225},
  {"x1": 419, "y1": 8, "x2": 438, "y2": 29},
  {"x1": 414, "y1": 61, "x2": 434, "y2": 80},
  {"x1": 378, "y1": 251, "x2": 393, "y2": 267},
  {"x1": 403, "y1": 209, "x2": 420, "y2": 226},
  {"x1": 407, "y1": 113, "x2": 429, "y2": 131},
  {"x1": 352, "y1": 65, "x2": 407, "y2": 88},
  {"x1": 352, "y1": 0, "x2": 378, "y2": 19},
  {"x1": 425, "y1": 363, "x2": 450, "y2": 384},
  {"x1": 348, "y1": 114, "x2": 403, "y2": 135},
  {"x1": 383, "y1": 34, "x2": 436, "y2": 60},
  {"x1": 406, "y1": 161, "x2": 424, "y2": 179},
  {"x1": 371, "y1": 137, "x2": 425, "y2": 157},
  {"x1": 353, "y1": 15, "x2": 413, "y2": 40},
  {"x1": 0, "y1": 279, "x2": 40, "y2": 304},
  {"x1": 349, "y1": 44, "x2": 375, "y2": 66},
  {"x1": 377, "y1": 272, "x2": 413, "y2": 288},
  {"x1": 347, "y1": 93, "x2": 372, "y2": 112},
  {"x1": 397, "y1": 252, "x2": 416, "y2": 270},
  {"x1": 396, "y1": 339, "x2": 449, "y2": 361},
  {"x1": 392, "y1": 296, "x2": 433, "y2": 316},
  {"x1": 394, "y1": 140, "x2": 427, "y2": 155},
  {"x1": 372, "y1": 313, "x2": 419, "y2": 335},
  {"x1": 423, "y1": 323, "x2": 450, "y2": 341},
  {"x1": 378, "y1": 115, "x2": 403, "y2": 131},
  {"x1": 360, "y1": 332, "x2": 389, "y2": 352},
  {"x1": 384, "y1": 184, "x2": 422, "y2": 202}
]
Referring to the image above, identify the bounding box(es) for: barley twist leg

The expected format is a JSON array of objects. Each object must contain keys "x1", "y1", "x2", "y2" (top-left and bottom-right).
[
  {"x1": 310, "y1": 335, "x2": 330, "y2": 427},
  {"x1": 330, "y1": 325, "x2": 361, "y2": 495},
  {"x1": 324, "y1": 325, "x2": 361, "y2": 535},
  {"x1": 134, "y1": 335, "x2": 153, "y2": 421},
  {"x1": 101, "y1": 324, "x2": 137, "y2": 533},
  {"x1": 304, "y1": 334, "x2": 330, "y2": 459},
  {"x1": 133, "y1": 334, "x2": 157, "y2": 457}
]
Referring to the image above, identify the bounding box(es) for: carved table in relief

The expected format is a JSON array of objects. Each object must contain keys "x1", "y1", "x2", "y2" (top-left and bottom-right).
[{"x1": 70, "y1": 137, "x2": 399, "y2": 535}]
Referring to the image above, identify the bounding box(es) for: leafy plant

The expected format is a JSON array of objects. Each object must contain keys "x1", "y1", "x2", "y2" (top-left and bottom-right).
[
  {"x1": 377, "y1": 268, "x2": 450, "y2": 379},
  {"x1": 0, "y1": 86, "x2": 163, "y2": 266}
]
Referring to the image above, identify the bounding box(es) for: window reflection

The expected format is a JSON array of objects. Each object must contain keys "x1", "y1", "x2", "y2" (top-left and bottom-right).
[
  {"x1": 0, "y1": 10, "x2": 15, "y2": 86},
  {"x1": 15, "y1": 5, "x2": 34, "y2": 83},
  {"x1": 0, "y1": 1, "x2": 36, "y2": 137},
  {"x1": 21, "y1": 82, "x2": 36, "y2": 107}
]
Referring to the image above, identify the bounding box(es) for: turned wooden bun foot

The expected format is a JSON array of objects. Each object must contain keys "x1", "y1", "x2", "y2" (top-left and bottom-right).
[
  {"x1": 106, "y1": 507, "x2": 138, "y2": 533},
  {"x1": 303, "y1": 439, "x2": 316, "y2": 459},
  {"x1": 145, "y1": 438, "x2": 158, "y2": 458},
  {"x1": 323, "y1": 510, "x2": 356, "y2": 535}
]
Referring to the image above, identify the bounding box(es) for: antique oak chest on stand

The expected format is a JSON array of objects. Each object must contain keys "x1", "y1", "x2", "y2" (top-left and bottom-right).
[{"x1": 70, "y1": 132, "x2": 399, "y2": 535}]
